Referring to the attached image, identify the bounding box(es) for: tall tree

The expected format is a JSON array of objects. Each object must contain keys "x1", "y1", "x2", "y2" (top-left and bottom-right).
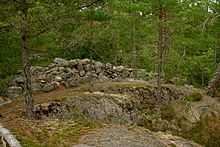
[
  {"x1": 19, "y1": 0, "x2": 35, "y2": 118},
  {"x1": 131, "y1": 0, "x2": 138, "y2": 80}
]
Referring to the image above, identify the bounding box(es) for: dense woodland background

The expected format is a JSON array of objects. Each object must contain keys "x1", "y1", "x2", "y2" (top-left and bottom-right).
[{"x1": 1, "y1": 0, "x2": 220, "y2": 89}]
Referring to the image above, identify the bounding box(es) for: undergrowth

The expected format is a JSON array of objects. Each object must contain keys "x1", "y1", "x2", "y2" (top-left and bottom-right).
[
  {"x1": 9, "y1": 118, "x2": 101, "y2": 147},
  {"x1": 184, "y1": 92, "x2": 202, "y2": 102},
  {"x1": 188, "y1": 117, "x2": 220, "y2": 147}
]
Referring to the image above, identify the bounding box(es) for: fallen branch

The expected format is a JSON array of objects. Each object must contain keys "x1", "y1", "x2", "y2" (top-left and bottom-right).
[{"x1": 0, "y1": 123, "x2": 22, "y2": 147}]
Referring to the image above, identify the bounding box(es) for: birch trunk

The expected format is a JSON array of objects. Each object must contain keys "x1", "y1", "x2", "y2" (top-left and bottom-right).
[{"x1": 0, "y1": 123, "x2": 22, "y2": 147}]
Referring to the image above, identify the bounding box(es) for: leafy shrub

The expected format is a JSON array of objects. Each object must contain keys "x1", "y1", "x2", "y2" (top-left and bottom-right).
[
  {"x1": 161, "y1": 104, "x2": 176, "y2": 121},
  {"x1": 138, "y1": 111, "x2": 160, "y2": 126},
  {"x1": 189, "y1": 117, "x2": 220, "y2": 147},
  {"x1": 184, "y1": 92, "x2": 202, "y2": 102}
]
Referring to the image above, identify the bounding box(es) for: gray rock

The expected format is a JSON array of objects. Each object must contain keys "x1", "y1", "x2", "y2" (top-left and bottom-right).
[
  {"x1": 7, "y1": 86, "x2": 23, "y2": 99},
  {"x1": 46, "y1": 74, "x2": 54, "y2": 82},
  {"x1": 48, "y1": 63, "x2": 57, "y2": 69},
  {"x1": 79, "y1": 58, "x2": 90, "y2": 65},
  {"x1": 126, "y1": 68, "x2": 133, "y2": 72},
  {"x1": 67, "y1": 78, "x2": 79, "y2": 87},
  {"x1": 77, "y1": 63, "x2": 84, "y2": 71},
  {"x1": 32, "y1": 83, "x2": 43, "y2": 93},
  {"x1": 60, "y1": 72, "x2": 72, "y2": 80},
  {"x1": 51, "y1": 70, "x2": 59, "y2": 75},
  {"x1": 112, "y1": 73, "x2": 118, "y2": 78},
  {"x1": 46, "y1": 67, "x2": 59, "y2": 74},
  {"x1": 84, "y1": 64, "x2": 91, "y2": 72},
  {"x1": 61, "y1": 81, "x2": 68, "y2": 87},
  {"x1": 62, "y1": 94, "x2": 136, "y2": 124},
  {"x1": 42, "y1": 83, "x2": 55, "y2": 92},
  {"x1": 70, "y1": 68, "x2": 79, "y2": 74},
  {"x1": 105, "y1": 63, "x2": 113, "y2": 70},
  {"x1": 14, "y1": 77, "x2": 26, "y2": 85},
  {"x1": 62, "y1": 67, "x2": 72, "y2": 73},
  {"x1": 79, "y1": 70, "x2": 86, "y2": 77},
  {"x1": 78, "y1": 75, "x2": 90, "y2": 84},
  {"x1": 94, "y1": 62, "x2": 103, "y2": 74},
  {"x1": 69, "y1": 59, "x2": 79, "y2": 69},
  {"x1": 91, "y1": 73, "x2": 98, "y2": 78},
  {"x1": 74, "y1": 125, "x2": 200, "y2": 147},
  {"x1": 40, "y1": 80, "x2": 46, "y2": 84},
  {"x1": 53, "y1": 58, "x2": 69, "y2": 67},
  {"x1": 55, "y1": 76, "x2": 62, "y2": 82},
  {"x1": 95, "y1": 67, "x2": 102, "y2": 74},
  {"x1": 115, "y1": 66, "x2": 124, "y2": 72},
  {"x1": 39, "y1": 75, "x2": 46, "y2": 80},
  {"x1": 95, "y1": 61, "x2": 104, "y2": 67},
  {"x1": 30, "y1": 67, "x2": 39, "y2": 76},
  {"x1": 0, "y1": 97, "x2": 5, "y2": 103}
]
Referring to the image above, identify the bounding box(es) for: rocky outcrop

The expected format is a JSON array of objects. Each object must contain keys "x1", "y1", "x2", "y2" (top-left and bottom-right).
[
  {"x1": 73, "y1": 125, "x2": 201, "y2": 147},
  {"x1": 5, "y1": 58, "x2": 147, "y2": 99}
]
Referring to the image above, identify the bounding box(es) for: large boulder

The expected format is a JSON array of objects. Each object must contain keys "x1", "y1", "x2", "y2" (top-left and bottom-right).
[
  {"x1": 61, "y1": 92, "x2": 138, "y2": 124},
  {"x1": 73, "y1": 125, "x2": 200, "y2": 147}
]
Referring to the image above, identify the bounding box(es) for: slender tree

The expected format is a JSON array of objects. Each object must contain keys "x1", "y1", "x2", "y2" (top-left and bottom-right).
[
  {"x1": 19, "y1": 0, "x2": 35, "y2": 118},
  {"x1": 131, "y1": 0, "x2": 138, "y2": 80}
]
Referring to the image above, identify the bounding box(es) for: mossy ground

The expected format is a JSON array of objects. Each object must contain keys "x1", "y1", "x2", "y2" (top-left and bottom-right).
[{"x1": 5, "y1": 118, "x2": 103, "y2": 147}]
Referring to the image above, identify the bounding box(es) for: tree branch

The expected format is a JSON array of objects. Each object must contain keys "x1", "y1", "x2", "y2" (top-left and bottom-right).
[
  {"x1": 28, "y1": 26, "x2": 53, "y2": 38},
  {"x1": 78, "y1": 0, "x2": 102, "y2": 10}
]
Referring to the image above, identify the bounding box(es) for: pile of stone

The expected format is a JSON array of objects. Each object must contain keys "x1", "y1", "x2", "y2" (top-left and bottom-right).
[{"x1": 5, "y1": 58, "x2": 145, "y2": 99}]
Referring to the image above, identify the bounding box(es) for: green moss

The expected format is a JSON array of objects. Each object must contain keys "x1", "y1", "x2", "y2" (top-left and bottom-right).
[
  {"x1": 184, "y1": 92, "x2": 202, "y2": 102},
  {"x1": 13, "y1": 119, "x2": 101, "y2": 147}
]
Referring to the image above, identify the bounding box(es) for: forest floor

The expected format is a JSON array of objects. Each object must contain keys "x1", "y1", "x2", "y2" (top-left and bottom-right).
[{"x1": 0, "y1": 80, "x2": 220, "y2": 147}]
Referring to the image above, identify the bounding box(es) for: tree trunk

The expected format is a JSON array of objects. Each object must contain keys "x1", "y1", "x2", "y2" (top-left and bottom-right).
[
  {"x1": 131, "y1": 20, "x2": 138, "y2": 80},
  {"x1": 112, "y1": 33, "x2": 118, "y2": 66},
  {"x1": 214, "y1": 33, "x2": 217, "y2": 63},
  {"x1": 122, "y1": 46, "x2": 127, "y2": 79},
  {"x1": 131, "y1": 0, "x2": 138, "y2": 80},
  {"x1": 20, "y1": 0, "x2": 35, "y2": 119},
  {"x1": 89, "y1": 14, "x2": 94, "y2": 93},
  {"x1": 0, "y1": 123, "x2": 22, "y2": 147},
  {"x1": 157, "y1": 7, "x2": 163, "y2": 105},
  {"x1": 206, "y1": 64, "x2": 220, "y2": 97},
  {"x1": 164, "y1": 12, "x2": 169, "y2": 53}
]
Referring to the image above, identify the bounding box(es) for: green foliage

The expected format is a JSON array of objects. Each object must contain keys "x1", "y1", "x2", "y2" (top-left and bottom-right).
[
  {"x1": 184, "y1": 93, "x2": 202, "y2": 102},
  {"x1": 0, "y1": 76, "x2": 12, "y2": 93},
  {"x1": 1, "y1": 0, "x2": 220, "y2": 89},
  {"x1": 189, "y1": 117, "x2": 220, "y2": 147}
]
